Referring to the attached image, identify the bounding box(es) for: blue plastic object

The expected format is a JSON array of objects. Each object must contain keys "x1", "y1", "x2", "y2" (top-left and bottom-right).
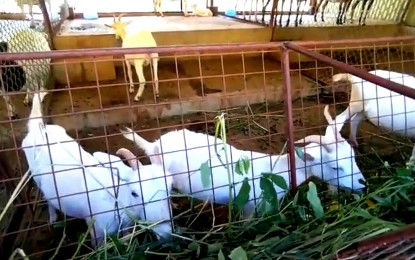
[{"x1": 225, "y1": 9, "x2": 236, "y2": 16}]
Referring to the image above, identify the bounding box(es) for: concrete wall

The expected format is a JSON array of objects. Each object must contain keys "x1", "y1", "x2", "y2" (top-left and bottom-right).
[{"x1": 52, "y1": 22, "x2": 404, "y2": 85}]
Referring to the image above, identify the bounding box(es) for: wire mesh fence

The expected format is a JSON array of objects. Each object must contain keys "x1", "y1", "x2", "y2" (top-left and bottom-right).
[
  {"x1": 229, "y1": 0, "x2": 411, "y2": 27},
  {"x1": 1, "y1": 37, "x2": 415, "y2": 258}
]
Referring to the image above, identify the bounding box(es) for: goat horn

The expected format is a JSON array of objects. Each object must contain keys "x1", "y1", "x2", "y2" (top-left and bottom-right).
[
  {"x1": 295, "y1": 135, "x2": 324, "y2": 145},
  {"x1": 323, "y1": 105, "x2": 333, "y2": 125},
  {"x1": 113, "y1": 14, "x2": 116, "y2": 22},
  {"x1": 295, "y1": 135, "x2": 333, "y2": 152},
  {"x1": 322, "y1": 105, "x2": 345, "y2": 143},
  {"x1": 117, "y1": 13, "x2": 126, "y2": 21},
  {"x1": 116, "y1": 148, "x2": 142, "y2": 170}
]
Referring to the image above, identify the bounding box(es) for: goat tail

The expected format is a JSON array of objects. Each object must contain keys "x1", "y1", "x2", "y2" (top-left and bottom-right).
[
  {"x1": 332, "y1": 73, "x2": 354, "y2": 83},
  {"x1": 27, "y1": 92, "x2": 45, "y2": 133},
  {"x1": 120, "y1": 127, "x2": 156, "y2": 156}
]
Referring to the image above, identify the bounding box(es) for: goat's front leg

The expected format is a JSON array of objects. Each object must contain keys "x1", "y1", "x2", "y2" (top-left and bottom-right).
[
  {"x1": 89, "y1": 222, "x2": 105, "y2": 248},
  {"x1": 3, "y1": 94, "x2": 18, "y2": 120},
  {"x1": 125, "y1": 60, "x2": 135, "y2": 94},
  {"x1": 154, "y1": 1, "x2": 164, "y2": 16},
  {"x1": 407, "y1": 145, "x2": 415, "y2": 167},
  {"x1": 23, "y1": 87, "x2": 34, "y2": 106},
  {"x1": 48, "y1": 203, "x2": 58, "y2": 224},
  {"x1": 29, "y1": 4, "x2": 35, "y2": 27},
  {"x1": 321, "y1": 0, "x2": 329, "y2": 22},
  {"x1": 133, "y1": 60, "x2": 146, "y2": 102},
  {"x1": 152, "y1": 57, "x2": 159, "y2": 99},
  {"x1": 183, "y1": 0, "x2": 189, "y2": 16},
  {"x1": 348, "y1": 111, "x2": 365, "y2": 147}
]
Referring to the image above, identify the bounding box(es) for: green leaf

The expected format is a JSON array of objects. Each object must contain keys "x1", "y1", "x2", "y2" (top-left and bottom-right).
[
  {"x1": 110, "y1": 235, "x2": 126, "y2": 255},
  {"x1": 208, "y1": 243, "x2": 223, "y2": 254},
  {"x1": 260, "y1": 177, "x2": 278, "y2": 208},
  {"x1": 200, "y1": 160, "x2": 212, "y2": 188},
  {"x1": 229, "y1": 246, "x2": 248, "y2": 260},
  {"x1": 218, "y1": 249, "x2": 226, "y2": 260},
  {"x1": 371, "y1": 195, "x2": 392, "y2": 207},
  {"x1": 262, "y1": 173, "x2": 288, "y2": 191},
  {"x1": 396, "y1": 167, "x2": 413, "y2": 178},
  {"x1": 235, "y1": 177, "x2": 251, "y2": 211},
  {"x1": 235, "y1": 156, "x2": 250, "y2": 175},
  {"x1": 306, "y1": 182, "x2": 324, "y2": 219}
]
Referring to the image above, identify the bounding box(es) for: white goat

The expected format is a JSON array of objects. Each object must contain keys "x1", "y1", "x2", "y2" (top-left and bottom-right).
[
  {"x1": 153, "y1": 0, "x2": 164, "y2": 16},
  {"x1": 15, "y1": 0, "x2": 52, "y2": 26},
  {"x1": 3, "y1": 28, "x2": 51, "y2": 120},
  {"x1": 0, "y1": 41, "x2": 26, "y2": 120},
  {"x1": 105, "y1": 14, "x2": 159, "y2": 102},
  {"x1": 92, "y1": 149, "x2": 174, "y2": 241},
  {"x1": 191, "y1": 4, "x2": 213, "y2": 17},
  {"x1": 332, "y1": 70, "x2": 415, "y2": 166},
  {"x1": 120, "y1": 105, "x2": 365, "y2": 219},
  {"x1": 21, "y1": 92, "x2": 173, "y2": 247}
]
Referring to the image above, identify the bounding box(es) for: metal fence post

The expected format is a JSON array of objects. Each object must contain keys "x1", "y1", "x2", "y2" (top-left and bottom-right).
[{"x1": 281, "y1": 44, "x2": 297, "y2": 192}]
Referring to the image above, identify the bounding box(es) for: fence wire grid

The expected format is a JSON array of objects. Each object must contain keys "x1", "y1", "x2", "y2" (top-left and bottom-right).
[
  {"x1": 229, "y1": 0, "x2": 410, "y2": 27},
  {"x1": 0, "y1": 38, "x2": 415, "y2": 259}
]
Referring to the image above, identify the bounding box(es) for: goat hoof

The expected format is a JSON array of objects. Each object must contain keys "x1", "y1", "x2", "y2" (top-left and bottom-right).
[{"x1": 134, "y1": 97, "x2": 141, "y2": 102}]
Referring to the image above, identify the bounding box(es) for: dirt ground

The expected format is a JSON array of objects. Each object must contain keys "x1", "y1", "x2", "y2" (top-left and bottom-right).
[
  {"x1": 3, "y1": 94, "x2": 413, "y2": 259},
  {"x1": 0, "y1": 53, "x2": 414, "y2": 258}
]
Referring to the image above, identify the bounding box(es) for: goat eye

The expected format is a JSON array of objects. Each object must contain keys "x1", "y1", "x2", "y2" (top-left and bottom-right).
[
  {"x1": 332, "y1": 167, "x2": 342, "y2": 172},
  {"x1": 131, "y1": 191, "x2": 139, "y2": 198}
]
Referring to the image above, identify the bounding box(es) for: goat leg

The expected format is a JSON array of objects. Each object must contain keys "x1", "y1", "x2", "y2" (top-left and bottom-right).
[
  {"x1": 133, "y1": 60, "x2": 146, "y2": 102},
  {"x1": 3, "y1": 94, "x2": 18, "y2": 120},
  {"x1": 125, "y1": 60, "x2": 135, "y2": 94},
  {"x1": 407, "y1": 145, "x2": 415, "y2": 167},
  {"x1": 152, "y1": 57, "x2": 159, "y2": 99}
]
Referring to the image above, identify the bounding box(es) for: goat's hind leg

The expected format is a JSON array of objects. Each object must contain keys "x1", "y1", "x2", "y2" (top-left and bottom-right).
[{"x1": 125, "y1": 60, "x2": 135, "y2": 94}]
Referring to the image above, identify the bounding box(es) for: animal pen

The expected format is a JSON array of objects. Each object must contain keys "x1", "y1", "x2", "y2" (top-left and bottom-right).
[{"x1": 2, "y1": 0, "x2": 415, "y2": 259}]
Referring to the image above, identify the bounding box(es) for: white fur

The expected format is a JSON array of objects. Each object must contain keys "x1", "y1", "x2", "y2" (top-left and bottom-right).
[
  {"x1": 21, "y1": 93, "x2": 172, "y2": 247},
  {"x1": 106, "y1": 16, "x2": 159, "y2": 102},
  {"x1": 332, "y1": 70, "x2": 415, "y2": 165},
  {"x1": 121, "y1": 106, "x2": 365, "y2": 218},
  {"x1": 92, "y1": 151, "x2": 174, "y2": 240},
  {"x1": 191, "y1": 4, "x2": 213, "y2": 17}
]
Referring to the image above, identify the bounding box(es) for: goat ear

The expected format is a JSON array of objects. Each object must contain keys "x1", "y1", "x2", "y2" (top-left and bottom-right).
[
  {"x1": 151, "y1": 145, "x2": 163, "y2": 166},
  {"x1": 302, "y1": 152, "x2": 315, "y2": 162},
  {"x1": 295, "y1": 147, "x2": 315, "y2": 162}
]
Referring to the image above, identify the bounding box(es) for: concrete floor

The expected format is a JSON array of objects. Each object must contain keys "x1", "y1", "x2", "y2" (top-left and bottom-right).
[
  {"x1": 58, "y1": 14, "x2": 396, "y2": 37},
  {"x1": 58, "y1": 16, "x2": 264, "y2": 36}
]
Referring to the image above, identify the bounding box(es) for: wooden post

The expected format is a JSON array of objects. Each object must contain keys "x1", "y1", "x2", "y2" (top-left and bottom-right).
[{"x1": 38, "y1": 0, "x2": 55, "y2": 50}]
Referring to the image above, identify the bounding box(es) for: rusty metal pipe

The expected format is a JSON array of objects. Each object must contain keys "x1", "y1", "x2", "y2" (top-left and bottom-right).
[
  {"x1": 286, "y1": 35, "x2": 415, "y2": 48},
  {"x1": 0, "y1": 36, "x2": 414, "y2": 61},
  {"x1": 281, "y1": 46, "x2": 297, "y2": 192},
  {"x1": 0, "y1": 42, "x2": 281, "y2": 61},
  {"x1": 284, "y1": 41, "x2": 415, "y2": 100}
]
